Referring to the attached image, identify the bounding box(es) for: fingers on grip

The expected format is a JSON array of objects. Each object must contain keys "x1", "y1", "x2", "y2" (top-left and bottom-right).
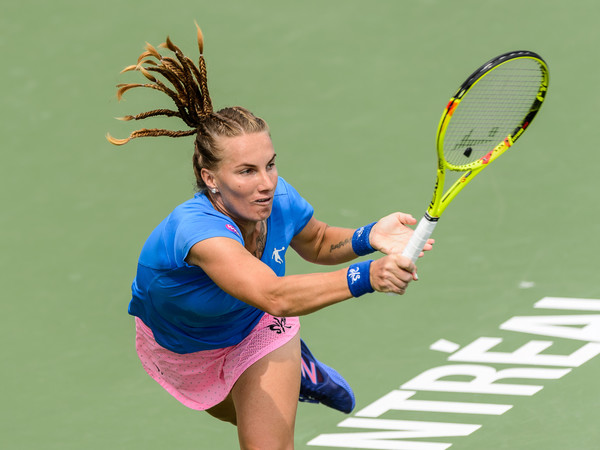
[{"x1": 371, "y1": 254, "x2": 416, "y2": 295}]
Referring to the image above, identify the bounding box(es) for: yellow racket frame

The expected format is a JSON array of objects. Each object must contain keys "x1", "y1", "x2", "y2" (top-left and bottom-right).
[
  {"x1": 428, "y1": 52, "x2": 549, "y2": 219},
  {"x1": 402, "y1": 51, "x2": 549, "y2": 263}
]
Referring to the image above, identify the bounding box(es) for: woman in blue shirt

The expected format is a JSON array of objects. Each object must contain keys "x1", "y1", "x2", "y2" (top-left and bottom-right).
[{"x1": 108, "y1": 27, "x2": 432, "y2": 449}]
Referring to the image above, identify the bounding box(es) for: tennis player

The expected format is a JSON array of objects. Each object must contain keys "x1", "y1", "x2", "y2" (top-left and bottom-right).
[{"x1": 108, "y1": 27, "x2": 432, "y2": 449}]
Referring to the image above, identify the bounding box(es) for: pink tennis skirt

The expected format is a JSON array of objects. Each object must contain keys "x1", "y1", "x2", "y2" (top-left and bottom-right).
[{"x1": 135, "y1": 314, "x2": 300, "y2": 411}]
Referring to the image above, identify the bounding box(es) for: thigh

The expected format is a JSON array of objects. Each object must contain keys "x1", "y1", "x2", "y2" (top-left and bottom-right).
[{"x1": 232, "y1": 332, "x2": 301, "y2": 450}]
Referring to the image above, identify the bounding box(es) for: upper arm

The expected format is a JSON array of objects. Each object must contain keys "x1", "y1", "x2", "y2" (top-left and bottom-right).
[
  {"x1": 290, "y1": 217, "x2": 328, "y2": 263},
  {"x1": 290, "y1": 217, "x2": 357, "y2": 265},
  {"x1": 186, "y1": 237, "x2": 285, "y2": 314},
  {"x1": 186, "y1": 231, "x2": 356, "y2": 317}
]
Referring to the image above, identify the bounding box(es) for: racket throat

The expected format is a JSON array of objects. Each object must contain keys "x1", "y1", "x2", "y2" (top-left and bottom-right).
[
  {"x1": 423, "y1": 212, "x2": 439, "y2": 223},
  {"x1": 439, "y1": 169, "x2": 474, "y2": 213}
]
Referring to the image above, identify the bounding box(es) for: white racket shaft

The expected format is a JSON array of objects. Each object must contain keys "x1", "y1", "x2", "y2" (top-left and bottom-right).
[{"x1": 402, "y1": 216, "x2": 438, "y2": 263}]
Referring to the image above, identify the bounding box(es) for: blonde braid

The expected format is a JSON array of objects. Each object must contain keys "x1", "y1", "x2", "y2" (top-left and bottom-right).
[
  {"x1": 107, "y1": 23, "x2": 213, "y2": 145},
  {"x1": 107, "y1": 24, "x2": 270, "y2": 194}
]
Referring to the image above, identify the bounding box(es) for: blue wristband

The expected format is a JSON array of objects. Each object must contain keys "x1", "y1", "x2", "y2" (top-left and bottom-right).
[
  {"x1": 352, "y1": 222, "x2": 376, "y2": 256},
  {"x1": 347, "y1": 260, "x2": 374, "y2": 297}
]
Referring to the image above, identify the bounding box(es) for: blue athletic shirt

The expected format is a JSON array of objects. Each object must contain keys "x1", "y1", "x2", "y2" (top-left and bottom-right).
[{"x1": 128, "y1": 177, "x2": 314, "y2": 354}]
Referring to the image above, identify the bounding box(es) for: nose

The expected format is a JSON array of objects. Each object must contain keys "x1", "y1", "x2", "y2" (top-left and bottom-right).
[{"x1": 258, "y1": 169, "x2": 276, "y2": 192}]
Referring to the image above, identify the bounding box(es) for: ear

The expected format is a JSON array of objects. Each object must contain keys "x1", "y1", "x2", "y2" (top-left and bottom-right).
[{"x1": 200, "y1": 168, "x2": 217, "y2": 190}]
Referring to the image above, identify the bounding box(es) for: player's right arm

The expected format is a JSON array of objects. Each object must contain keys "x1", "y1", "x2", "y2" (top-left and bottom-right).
[{"x1": 186, "y1": 237, "x2": 416, "y2": 317}]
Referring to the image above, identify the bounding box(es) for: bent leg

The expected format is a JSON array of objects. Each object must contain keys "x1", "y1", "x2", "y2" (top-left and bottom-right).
[{"x1": 232, "y1": 333, "x2": 301, "y2": 450}]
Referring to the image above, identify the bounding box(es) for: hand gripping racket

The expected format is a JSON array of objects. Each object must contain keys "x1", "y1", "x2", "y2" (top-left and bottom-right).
[{"x1": 402, "y1": 50, "x2": 549, "y2": 263}]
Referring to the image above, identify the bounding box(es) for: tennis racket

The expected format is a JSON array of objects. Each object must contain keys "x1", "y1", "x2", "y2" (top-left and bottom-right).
[{"x1": 402, "y1": 50, "x2": 549, "y2": 263}]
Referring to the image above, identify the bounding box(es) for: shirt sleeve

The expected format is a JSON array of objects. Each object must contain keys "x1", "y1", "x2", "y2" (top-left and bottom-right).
[
  {"x1": 276, "y1": 177, "x2": 314, "y2": 237},
  {"x1": 171, "y1": 202, "x2": 245, "y2": 267}
]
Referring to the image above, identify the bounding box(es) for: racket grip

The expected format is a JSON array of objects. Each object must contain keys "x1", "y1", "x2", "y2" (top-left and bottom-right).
[{"x1": 402, "y1": 215, "x2": 438, "y2": 263}]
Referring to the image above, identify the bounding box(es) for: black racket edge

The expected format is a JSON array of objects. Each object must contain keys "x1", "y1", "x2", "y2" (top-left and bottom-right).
[
  {"x1": 442, "y1": 50, "x2": 549, "y2": 150},
  {"x1": 455, "y1": 50, "x2": 548, "y2": 101}
]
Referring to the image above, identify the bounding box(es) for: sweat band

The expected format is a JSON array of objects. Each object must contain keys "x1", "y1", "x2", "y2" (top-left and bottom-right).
[
  {"x1": 347, "y1": 260, "x2": 374, "y2": 297},
  {"x1": 351, "y1": 222, "x2": 376, "y2": 256}
]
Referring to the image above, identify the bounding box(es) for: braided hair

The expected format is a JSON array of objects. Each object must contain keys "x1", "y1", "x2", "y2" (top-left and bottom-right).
[{"x1": 107, "y1": 24, "x2": 269, "y2": 191}]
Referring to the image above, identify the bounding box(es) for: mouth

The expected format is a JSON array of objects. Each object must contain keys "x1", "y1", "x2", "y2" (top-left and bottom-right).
[{"x1": 254, "y1": 197, "x2": 273, "y2": 205}]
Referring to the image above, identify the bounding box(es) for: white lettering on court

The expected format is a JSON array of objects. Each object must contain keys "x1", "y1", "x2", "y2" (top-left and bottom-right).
[{"x1": 307, "y1": 297, "x2": 600, "y2": 449}]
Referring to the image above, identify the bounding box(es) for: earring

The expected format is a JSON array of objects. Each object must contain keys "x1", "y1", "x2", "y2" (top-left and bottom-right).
[{"x1": 210, "y1": 187, "x2": 218, "y2": 194}]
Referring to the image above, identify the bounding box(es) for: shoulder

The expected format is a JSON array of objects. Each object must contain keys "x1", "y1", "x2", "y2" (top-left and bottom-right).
[
  {"x1": 171, "y1": 192, "x2": 215, "y2": 220},
  {"x1": 271, "y1": 177, "x2": 314, "y2": 236},
  {"x1": 274, "y1": 177, "x2": 305, "y2": 205},
  {"x1": 274, "y1": 176, "x2": 292, "y2": 196},
  {"x1": 140, "y1": 193, "x2": 243, "y2": 269},
  {"x1": 172, "y1": 193, "x2": 244, "y2": 242}
]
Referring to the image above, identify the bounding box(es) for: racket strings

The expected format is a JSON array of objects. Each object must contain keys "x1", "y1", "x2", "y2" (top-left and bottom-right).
[{"x1": 442, "y1": 59, "x2": 545, "y2": 168}]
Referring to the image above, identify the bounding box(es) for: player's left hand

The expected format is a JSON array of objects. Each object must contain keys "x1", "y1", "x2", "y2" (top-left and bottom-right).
[{"x1": 369, "y1": 212, "x2": 434, "y2": 257}]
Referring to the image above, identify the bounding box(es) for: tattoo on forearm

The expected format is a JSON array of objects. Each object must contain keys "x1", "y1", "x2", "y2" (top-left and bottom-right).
[{"x1": 330, "y1": 238, "x2": 350, "y2": 253}]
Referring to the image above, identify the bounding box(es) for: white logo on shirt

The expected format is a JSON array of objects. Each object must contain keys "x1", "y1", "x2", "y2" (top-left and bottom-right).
[{"x1": 272, "y1": 247, "x2": 285, "y2": 264}]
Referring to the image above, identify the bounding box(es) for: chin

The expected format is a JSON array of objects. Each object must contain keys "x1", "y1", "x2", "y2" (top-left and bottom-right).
[
  {"x1": 254, "y1": 204, "x2": 274, "y2": 220},
  {"x1": 236, "y1": 207, "x2": 272, "y2": 224},
  {"x1": 256, "y1": 209, "x2": 273, "y2": 221}
]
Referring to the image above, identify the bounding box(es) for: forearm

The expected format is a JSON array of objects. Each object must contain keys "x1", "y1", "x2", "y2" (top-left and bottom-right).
[
  {"x1": 266, "y1": 268, "x2": 354, "y2": 316},
  {"x1": 268, "y1": 252, "x2": 413, "y2": 316},
  {"x1": 314, "y1": 226, "x2": 359, "y2": 265},
  {"x1": 292, "y1": 217, "x2": 378, "y2": 265}
]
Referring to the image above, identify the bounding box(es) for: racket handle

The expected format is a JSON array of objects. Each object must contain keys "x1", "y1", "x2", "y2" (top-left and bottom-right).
[{"x1": 402, "y1": 215, "x2": 438, "y2": 263}]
